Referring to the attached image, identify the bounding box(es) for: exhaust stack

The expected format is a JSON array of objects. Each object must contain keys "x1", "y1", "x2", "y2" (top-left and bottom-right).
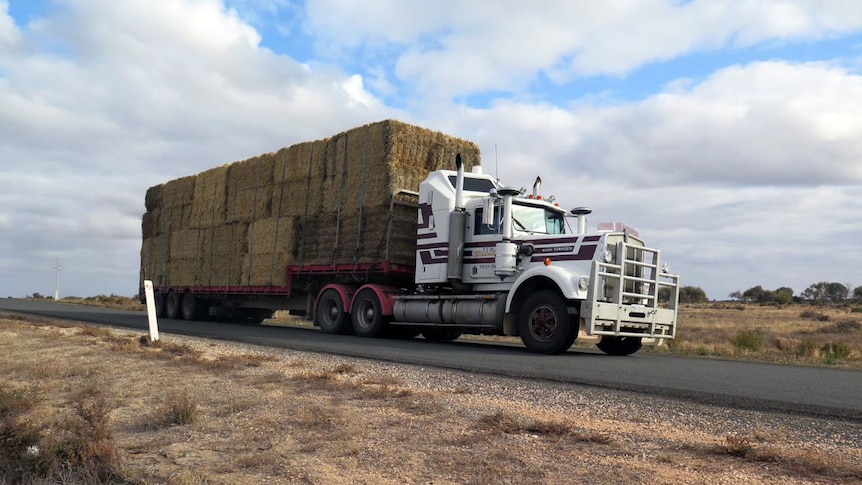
[
  {"x1": 532, "y1": 176, "x2": 542, "y2": 197},
  {"x1": 447, "y1": 154, "x2": 467, "y2": 281}
]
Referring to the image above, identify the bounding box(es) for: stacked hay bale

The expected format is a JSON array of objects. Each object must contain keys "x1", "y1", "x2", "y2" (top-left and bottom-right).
[{"x1": 140, "y1": 120, "x2": 481, "y2": 289}]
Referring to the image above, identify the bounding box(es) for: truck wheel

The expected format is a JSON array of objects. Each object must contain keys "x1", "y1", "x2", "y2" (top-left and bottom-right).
[
  {"x1": 351, "y1": 289, "x2": 388, "y2": 338},
  {"x1": 181, "y1": 292, "x2": 207, "y2": 321},
  {"x1": 421, "y1": 329, "x2": 462, "y2": 341},
  {"x1": 151, "y1": 291, "x2": 166, "y2": 317},
  {"x1": 596, "y1": 336, "x2": 643, "y2": 356},
  {"x1": 316, "y1": 289, "x2": 351, "y2": 334},
  {"x1": 518, "y1": 290, "x2": 573, "y2": 354},
  {"x1": 165, "y1": 292, "x2": 181, "y2": 320}
]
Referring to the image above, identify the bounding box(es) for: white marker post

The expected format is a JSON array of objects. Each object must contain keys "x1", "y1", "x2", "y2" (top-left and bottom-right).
[{"x1": 143, "y1": 280, "x2": 160, "y2": 341}]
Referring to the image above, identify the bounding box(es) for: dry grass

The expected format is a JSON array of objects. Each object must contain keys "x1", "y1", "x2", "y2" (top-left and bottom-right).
[
  {"x1": 2, "y1": 313, "x2": 860, "y2": 483},
  {"x1": 650, "y1": 303, "x2": 862, "y2": 368}
]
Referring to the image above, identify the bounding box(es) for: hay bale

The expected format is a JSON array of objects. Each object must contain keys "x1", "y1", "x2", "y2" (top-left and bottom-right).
[
  {"x1": 145, "y1": 185, "x2": 163, "y2": 211},
  {"x1": 190, "y1": 165, "x2": 229, "y2": 229},
  {"x1": 226, "y1": 155, "x2": 275, "y2": 223},
  {"x1": 241, "y1": 216, "x2": 296, "y2": 286},
  {"x1": 141, "y1": 208, "x2": 161, "y2": 238},
  {"x1": 144, "y1": 119, "x2": 482, "y2": 286},
  {"x1": 161, "y1": 175, "x2": 196, "y2": 208}
]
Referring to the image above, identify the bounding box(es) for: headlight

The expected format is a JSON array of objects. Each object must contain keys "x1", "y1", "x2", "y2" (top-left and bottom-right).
[
  {"x1": 602, "y1": 249, "x2": 613, "y2": 263},
  {"x1": 578, "y1": 276, "x2": 589, "y2": 291}
]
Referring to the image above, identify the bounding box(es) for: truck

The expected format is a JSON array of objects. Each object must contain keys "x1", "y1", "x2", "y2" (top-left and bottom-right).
[{"x1": 140, "y1": 120, "x2": 679, "y2": 355}]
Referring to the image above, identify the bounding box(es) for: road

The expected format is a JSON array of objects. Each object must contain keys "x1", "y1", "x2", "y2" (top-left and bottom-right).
[{"x1": 2, "y1": 298, "x2": 861, "y2": 421}]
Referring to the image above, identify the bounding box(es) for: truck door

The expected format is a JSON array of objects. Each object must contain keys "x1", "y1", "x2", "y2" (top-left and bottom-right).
[{"x1": 463, "y1": 206, "x2": 503, "y2": 283}]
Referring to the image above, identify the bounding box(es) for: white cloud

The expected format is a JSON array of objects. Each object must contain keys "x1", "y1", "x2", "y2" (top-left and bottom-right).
[
  {"x1": 304, "y1": 0, "x2": 862, "y2": 100},
  {"x1": 0, "y1": 0, "x2": 860, "y2": 300}
]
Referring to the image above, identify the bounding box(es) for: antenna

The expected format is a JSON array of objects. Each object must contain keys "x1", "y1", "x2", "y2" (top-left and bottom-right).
[
  {"x1": 494, "y1": 144, "x2": 500, "y2": 181},
  {"x1": 53, "y1": 259, "x2": 61, "y2": 301}
]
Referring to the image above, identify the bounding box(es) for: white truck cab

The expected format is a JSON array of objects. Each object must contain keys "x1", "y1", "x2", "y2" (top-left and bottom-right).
[{"x1": 394, "y1": 156, "x2": 680, "y2": 355}]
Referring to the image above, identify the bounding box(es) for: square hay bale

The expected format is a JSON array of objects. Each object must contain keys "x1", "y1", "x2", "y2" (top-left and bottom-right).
[
  {"x1": 271, "y1": 180, "x2": 320, "y2": 218},
  {"x1": 144, "y1": 120, "x2": 481, "y2": 285},
  {"x1": 199, "y1": 223, "x2": 249, "y2": 287},
  {"x1": 145, "y1": 184, "x2": 163, "y2": 211},
  {"x1": 273, "y1": 142, "x2": 325, "y2": 184},
  {"x1": 141, "y1": 208, "x2": 161, "y2": 239},
  {"x1": 169, "y1": 229, "x2": 201, "y2": 261},
  {"x1": 140, "y1": 236, "x2": 170, "y2": 286},
  {"x1": 227, "y1": 155, "x2": 275, "y2": 192},
  {"x1": 227, "y1": 186, "x2": 274, "y2": 223},
  {"x1": 161, "y1": 175, "x2": 196, "y2": 208},
  {"x1": 190, "y1": 164, "x2": 229, "y2": 228}
]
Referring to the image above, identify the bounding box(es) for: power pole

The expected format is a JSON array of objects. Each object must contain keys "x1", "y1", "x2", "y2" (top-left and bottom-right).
[{"x1": 53, "y1": 259, "x2": 61, "y2": 301}]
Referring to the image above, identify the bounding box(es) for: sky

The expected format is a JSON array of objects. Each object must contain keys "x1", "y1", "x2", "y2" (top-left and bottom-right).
[{"x1": 1, "y1": 0, "x2": 861, "y2": 300}]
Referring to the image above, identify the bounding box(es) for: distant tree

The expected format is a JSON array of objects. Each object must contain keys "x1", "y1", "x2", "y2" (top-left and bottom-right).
[
  {"x1": 30, "y1": 292, "x2": 44, "y2": 299},
  {"x1": 728, "y1": 290, "x2": 743, "y2": 301},
  {"x1": 825, "y1": 282, "x2": 849, "y2": 303},
  {"x1": 853, "y1": 286, "x2": 862, "y2": 303},
  {"x1": 679, "y1": 286, "x2": 709, "y2": 304},
  {"x1": 802, "y1": 282, "x2": 828, "y2": 303},
  {"x1": 774, "y1": 287, "x2": 794, "y2": 305},
  {"x1": 742, "y1": 285, "x2": 774, "y2": 304}
]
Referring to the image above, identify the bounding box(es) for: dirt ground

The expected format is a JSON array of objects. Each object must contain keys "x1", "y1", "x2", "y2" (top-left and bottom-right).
[{"x1": 1, "y1": 313, "x2": 861, "y2": 484}]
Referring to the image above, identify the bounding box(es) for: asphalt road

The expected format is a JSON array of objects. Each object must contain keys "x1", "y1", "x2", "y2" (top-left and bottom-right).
[{"x1": 2, "y1": 298, "x2": 861, "y2": 421}]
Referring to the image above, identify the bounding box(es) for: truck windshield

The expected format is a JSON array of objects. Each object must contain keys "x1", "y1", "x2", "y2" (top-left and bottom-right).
[{"x1": 512, "y1": 203, "x2": 565, "y2": 235}]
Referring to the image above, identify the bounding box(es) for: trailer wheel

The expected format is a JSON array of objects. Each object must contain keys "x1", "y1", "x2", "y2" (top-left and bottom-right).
[
  {"x1": 421, "y1": 329, "x2": 462, "y2": 341},
  {"x1": 351, "y1": 289, "x2": 388, "y2": 338},
  {"x1": 518, "y1": 290, "x2": 573, "y2": 354},
  {"x1": 165, "y1": 292, "x2": 181, "y2": 320},
  {"x1": 181, "y1": 292, "x2": 208, "y2": 321},
  {"x1": 596, "y1": 336, "x2": 643, "y2": 356},
  {"x1": 316, "y1": 289, "x2": 351, "y2": 334}
]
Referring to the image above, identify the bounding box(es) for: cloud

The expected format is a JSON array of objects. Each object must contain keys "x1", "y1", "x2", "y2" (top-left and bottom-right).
[
  {"x1": 0, "y1": 1, "x2": 860, "y2": 301},
  {"x1": 304, "y1": 0, "x2": 862, "y2": 100}
]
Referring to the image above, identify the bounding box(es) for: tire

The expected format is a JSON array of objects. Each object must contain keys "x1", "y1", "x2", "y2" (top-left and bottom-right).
[
  {"x1": 517, "y1": 290, "x2": 574, "y2": 354},
  {"x1": 596, "y1": 336, "x2": 643, "y2": 356},
  {"x1": 351, "y1": 289, "x2": 388, "y2": 338},
  {"x1": 421, "y1": 329, "x2": 462, "y2": 341},
  {"x1": 316, "y1": 289, "x2": 351, "y2": 334},
  {"x1": 181, "y1": 292, "x2": 207, "y2": 321},
  {"x1": 165, "y1": 292, "x2": 181, "y2": 320},
  {"x1": 151, "y1": 291, "x2": 166, "y2": 318}
]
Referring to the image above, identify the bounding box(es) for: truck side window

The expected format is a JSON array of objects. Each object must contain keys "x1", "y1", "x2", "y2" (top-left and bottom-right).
[{"x1": 474, "y1": 208, "x2": 501, "y2": 235}]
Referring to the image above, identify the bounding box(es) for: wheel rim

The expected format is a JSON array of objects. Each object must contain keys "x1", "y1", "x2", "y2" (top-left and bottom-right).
[
  {"x1": 322, "y1": 299, "x2": 338, "y2": 324},
  {"x1": 357, "y1": 301, "x2": 374, "y2": 329},
  {"x1": 529, "y1": 304, "x2": 558, "y2": 341}
]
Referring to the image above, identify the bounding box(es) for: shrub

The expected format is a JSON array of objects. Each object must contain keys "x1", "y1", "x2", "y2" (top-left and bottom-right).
[
  {"x1": 0, "y1": 385, "x2": 41, "y2": 483},
  {"x1": 732, "y1": 329, "x2": 764, "y2": 352},
  {"x1": 46, "y1": 383, "x2": 118, "y2": 482},
  {"x1": 800, "y1": 310, "x2": 830, "y2": 321},
  {"x1": 795, "y1": 339, "x2": 818, "y2": 358},
  {"x1": 821, "y1": 343, "x2": 851, "y2": 365},
  {"x1": 159, "y1": 390, "x2": 198, "y2": 426}
]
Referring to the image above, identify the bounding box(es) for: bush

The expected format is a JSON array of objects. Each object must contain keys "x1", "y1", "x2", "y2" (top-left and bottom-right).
[
  {"x1": 732, "y1": 329, "x2": 764, "y2": 352},
  {"x1": 0, "y1": 385, "x2": 41, "y2": 483},
  {"x1": 821, "y1": 343, "x2": 851, "y2": 365},
  {"x1": 795, "y1": 339, "x2": 818, "y2": 358},
  {"x1": 159, "y1": 390, "x2": 198, "y2": 426},
  {"x1": 800, "y1": 310, "x2": 830, "y2": 321}
]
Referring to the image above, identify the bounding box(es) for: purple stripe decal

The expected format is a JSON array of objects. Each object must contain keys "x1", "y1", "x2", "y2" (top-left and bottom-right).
[
  {"x1": 464, "y1": 258, "x2": 496, "y2": 264},
  {"x1": 417, "y1": 241, "x2": 449, "y2": 250},
  {"x1": 583, "y1": 235, "x2": 601, "y2": 242},
  {"x1": 531, "y1": 245, "x2": 597, "y2": 262},
  {"x1": 419, "y1": 249, "x2": 448, "y2": 265}
]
